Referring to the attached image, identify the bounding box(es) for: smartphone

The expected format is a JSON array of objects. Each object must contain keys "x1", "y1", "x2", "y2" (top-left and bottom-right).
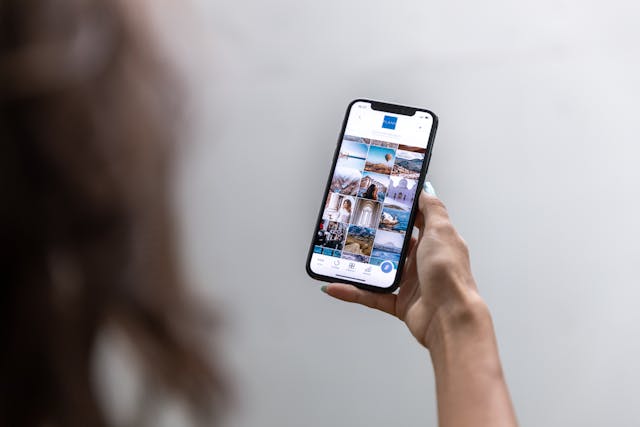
[{"x1": 306, "y1": 99, "x2": 438, "y2": 293}]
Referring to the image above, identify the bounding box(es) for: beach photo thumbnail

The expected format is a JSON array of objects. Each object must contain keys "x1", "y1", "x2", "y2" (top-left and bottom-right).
[
  {"x1": 329, "y1": 165, "x2": 362, "y2": 196},
  {"x1": 371, "y1": 229, "x2": 404, "y2": 263},
  {"x1": 323, "y1": 193, "x2": 355, "y2": 223},
  {"x1": 341, "y1": 251, "x2": 369, "y2": 263},
  {"x1": 314, "y1": 220, "x2": 347, "y2": 250},
  {"x1": 357, "y1": 171, "x2": 390, "y2": 202},
  {"x1": 379, "y1": 205, "x2": 410, "y2": 234},
  {"x1": 392, "y1": 147, "x2": 424, "y2": 180},
  {"x1": 344, "y1": 225, "x2": 376, "y2": 256},
  {"x1": 364, "y1": 145, "x2": 396, "y2": 175},
  {"x1": 351, "y1": 198, "x2": 382, "y2": 229},
  {"x1": 337, "y1": 139, "x2": 369, "y2": 170},
  {"x1": 384, "y1": 176, "x2": 418, "y2": 211}
]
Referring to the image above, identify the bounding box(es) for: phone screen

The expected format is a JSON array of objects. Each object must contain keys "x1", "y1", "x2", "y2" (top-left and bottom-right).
[{"x1": 306, "y1": 100, "x2": 437, "y2": 291}]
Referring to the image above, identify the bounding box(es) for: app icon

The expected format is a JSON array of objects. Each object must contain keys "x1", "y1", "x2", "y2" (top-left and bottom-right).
[
  {"x1": 382, "y1": 115, "x2": 397, "y2": 130},
  {"x1": 380, "y1": 261, "x2": 394, "y2": 273}
]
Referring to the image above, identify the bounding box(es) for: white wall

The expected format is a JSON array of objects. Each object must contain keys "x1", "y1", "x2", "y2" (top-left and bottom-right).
[{"x1": 169, "y1": 1, "x2": 640, "y2": 425}]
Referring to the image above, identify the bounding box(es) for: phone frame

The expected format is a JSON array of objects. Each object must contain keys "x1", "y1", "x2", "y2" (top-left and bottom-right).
[{"x1": 305, "y1": 99, "x2": 438, "y2": 293}]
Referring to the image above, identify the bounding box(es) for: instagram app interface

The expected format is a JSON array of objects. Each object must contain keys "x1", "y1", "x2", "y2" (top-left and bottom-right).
[{"x1": 310, "y1": 102, "x2": 434, "y2": 288}]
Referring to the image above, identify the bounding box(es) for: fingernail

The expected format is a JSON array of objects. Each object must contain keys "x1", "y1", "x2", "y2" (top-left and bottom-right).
[
  {"x1": 423, "y1": 181, "x2": 437, "y2": 196},
  {"x1": 320, "y1": 285, "x2": 328, "y2": 294}
]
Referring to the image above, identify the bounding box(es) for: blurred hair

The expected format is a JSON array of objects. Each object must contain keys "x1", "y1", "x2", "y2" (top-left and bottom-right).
[
  {"x1": 0, "y1": 0, "x2": 224, "y2": 426},
  {"x1": 363, "y1": 184, "x2": 377, "y2": 199}
]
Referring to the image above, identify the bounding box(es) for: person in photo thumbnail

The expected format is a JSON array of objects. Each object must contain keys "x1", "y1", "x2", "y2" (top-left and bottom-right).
[
  {"x1": 371, "y1": 229, "x2": 404, "y2": 263},
  {"x1": 324, "y1": 220, "x2": 347, "y2": 249},
  {"x1": 351, "y1": 198, "x2": 382, "y2": 229},
  {"x1": 392, "y1": 145, "x2": 425, "y2": 180},
  {"x1": 336, "y1": 198, "x2": 352, "y2": 223},
  {"x1": 358, "y1": 171, "x2": 389, "y2": 202},
  {"x1": 323, "y1": 193, "x2": 355, "y2": 223},
  {"x1": 362, "y1": 184, "x2": 378, "y2": 201},
  {"x1": 314, "y1": 221, "x2": 327, "y2": 246},
  {"x1": 314, "y1": 220, "x2": 347, "y2": 250},
  {"x1": 337, "y1": 139, "x2": 369, "y2": 170},
  {"x1": 344, "y1": 225, "x2": 376, "y2": 256},
  {"x1": 364, "y1": 145, "x2": 396, "y2": 175},
  {"x1": 385, "y1": 176, "x2": 418, "y2": 211},
  {"x1": 330, "y1": 165, "x2": 362, "y2": 196}
]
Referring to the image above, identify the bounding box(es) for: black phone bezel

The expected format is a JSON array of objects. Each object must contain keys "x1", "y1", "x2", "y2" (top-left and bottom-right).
[{"x1": 305, "y1": 99, "x2": 438, "y2": 293}]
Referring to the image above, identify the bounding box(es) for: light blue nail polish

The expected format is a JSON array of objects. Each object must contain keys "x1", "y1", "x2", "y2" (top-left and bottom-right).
[
  {"x1": 423, "y1": 181, "x2": 437, "y2": 196},
  {"x1": 320, "y1": 285, "x2": 328, "y2": 294}
]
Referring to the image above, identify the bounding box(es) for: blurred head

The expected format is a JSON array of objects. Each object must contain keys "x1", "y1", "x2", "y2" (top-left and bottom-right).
[
  {"x1": 1, "y1": 0, "x2": 224, "y2": 426},
  {"x1": 343, "y1": 199, "x2": 351, "y2": 211}
]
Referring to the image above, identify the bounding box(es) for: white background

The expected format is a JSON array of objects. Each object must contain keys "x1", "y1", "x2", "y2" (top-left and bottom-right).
[{"x1": 139, "y1": 0, "x2": 640, "y2": 425}]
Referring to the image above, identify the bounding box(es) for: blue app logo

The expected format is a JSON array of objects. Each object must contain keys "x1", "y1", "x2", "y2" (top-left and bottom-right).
[{"x1": 382, "y1": 115, "x2": 397, "y2": 130}]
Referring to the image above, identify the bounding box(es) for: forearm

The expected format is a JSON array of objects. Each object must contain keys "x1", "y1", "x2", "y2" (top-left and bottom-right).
[{"x1": 428, "y1": 298, "x2": 517, "y2": 427}]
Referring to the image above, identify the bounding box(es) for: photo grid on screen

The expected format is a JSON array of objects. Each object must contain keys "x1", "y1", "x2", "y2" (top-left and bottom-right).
[{"x1": 313, "y1": 135, "x2": 427, "y2": 268}]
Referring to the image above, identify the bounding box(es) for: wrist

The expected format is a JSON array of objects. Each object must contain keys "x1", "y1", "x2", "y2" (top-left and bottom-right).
[
  {"x1": 425, "y1": 294, "x2": 517, "y2": 426},
  {"x1": 425, "y1": 292, "x2": 500, "y2": 369}
]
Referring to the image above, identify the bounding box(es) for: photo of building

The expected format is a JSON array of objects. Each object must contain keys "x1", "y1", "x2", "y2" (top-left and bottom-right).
[
  {"x1": 385, "y1": 176, "x2": 418, "y2": 211},
  {"x1": 351, "y1": 198, "x2": 382, "y2": 229}
]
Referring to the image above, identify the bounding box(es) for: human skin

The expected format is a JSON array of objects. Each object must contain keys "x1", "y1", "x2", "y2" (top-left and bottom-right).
[{"x1": 323, "y1": 186, "x2": 518, "y2": 427}]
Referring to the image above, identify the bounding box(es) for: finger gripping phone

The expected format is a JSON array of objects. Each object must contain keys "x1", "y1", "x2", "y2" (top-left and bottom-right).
[{"x1": 306, "y1": 99, "x2": 438, "y2": 293}]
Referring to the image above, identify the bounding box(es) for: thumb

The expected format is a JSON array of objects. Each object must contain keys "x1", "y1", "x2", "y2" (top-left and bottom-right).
[{"x1": 321, "y1": 284, "x2": 398, "y2": 317}]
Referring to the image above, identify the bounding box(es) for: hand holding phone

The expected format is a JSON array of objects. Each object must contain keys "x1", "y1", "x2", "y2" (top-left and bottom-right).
[
  {"x1": 323, "y1": 187, "x2": 484, "y2": 346},
  {"x1": 306, "y1": 99, "x2": 438, "y2": 293}
]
